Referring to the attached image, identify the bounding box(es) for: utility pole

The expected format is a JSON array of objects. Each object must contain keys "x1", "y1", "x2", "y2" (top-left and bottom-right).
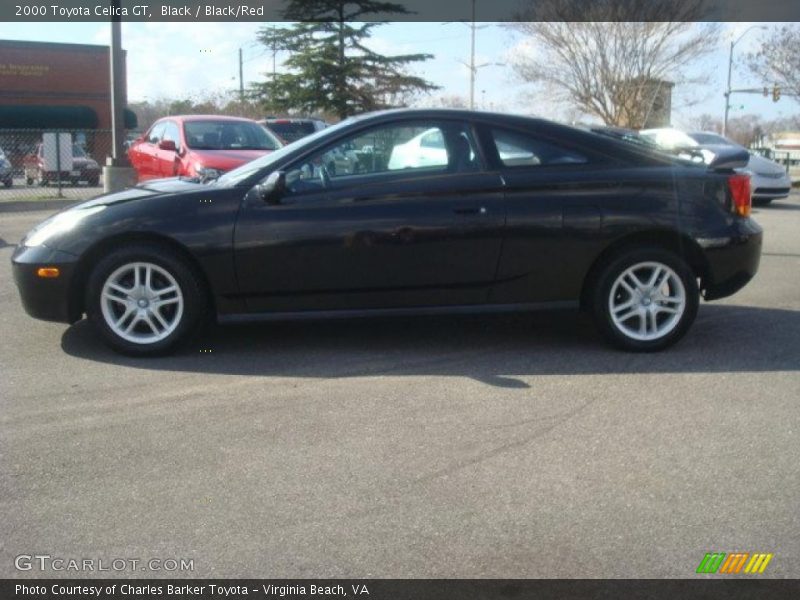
[
  {"x1": 238, "y1": 47, "x2": 244, "y2": 104},
  {"x1": 103, "y1": 0, "x2": 136, "y2": 192},
  {"x1": 109, "y1": 0, "x2": 126, "y2": 167},
  {"x1": 469, "y1": 0, "x2": 476, "y2": 110},
  {"x1": 452, "y1": 1, "x2": 502, "y2": 111},
  {"x1": 723, "y1": 25, "x2": 767, "y2": 137}
]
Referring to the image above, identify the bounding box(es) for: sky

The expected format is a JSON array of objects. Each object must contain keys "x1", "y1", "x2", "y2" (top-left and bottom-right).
[{"x1": 0, "y1": 20, "x2": 796, "y2": 129}]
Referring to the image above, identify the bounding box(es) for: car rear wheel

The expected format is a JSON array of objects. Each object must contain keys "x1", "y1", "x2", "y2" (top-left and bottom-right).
[
  {"x1": 86, "y1": 244, "x2": 207, "y2": 356},
  {"x1": 591, "y1": 248, "x2": 698, "y2": 352}
]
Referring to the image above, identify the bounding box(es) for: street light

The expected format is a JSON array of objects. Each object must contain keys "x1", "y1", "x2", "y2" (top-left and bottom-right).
[
  {"x1": 723, "y1": 25, "x2": 767, "y2": 136},
  {"x1": 447, "y1": 0, "x2": 505, "y2": 110}
]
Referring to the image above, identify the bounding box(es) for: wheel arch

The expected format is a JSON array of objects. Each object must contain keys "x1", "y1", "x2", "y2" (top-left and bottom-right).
[
  {"x1": 579, "y1": 229, "x2": 709, "y2": 310},
  {"x1": 68, "y1": 232, "x2": 216, "y2": 322}
]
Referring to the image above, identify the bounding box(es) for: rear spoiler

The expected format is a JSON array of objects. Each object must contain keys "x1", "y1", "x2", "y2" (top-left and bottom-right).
[{"x1": 707, "y1": 147, "x2": 750, "y2": 171}]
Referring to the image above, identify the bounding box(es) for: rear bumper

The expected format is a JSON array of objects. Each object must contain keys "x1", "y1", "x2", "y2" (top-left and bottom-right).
[
  {"x1": 11, "y1": 244, "x2": 81, "y2": 323},
  {"x1": 699, "y1": 218, "x2": 763, "y2": 301}
]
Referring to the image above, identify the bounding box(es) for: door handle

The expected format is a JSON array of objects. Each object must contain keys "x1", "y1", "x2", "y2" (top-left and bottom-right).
[{"x1": 453, "y1": 206, "x2": 487, "y2": 215}]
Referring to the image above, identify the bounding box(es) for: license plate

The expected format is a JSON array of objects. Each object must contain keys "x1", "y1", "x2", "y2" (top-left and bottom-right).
[{"x1": 70, "y1": 170, "x2": 80, "y2": 177}]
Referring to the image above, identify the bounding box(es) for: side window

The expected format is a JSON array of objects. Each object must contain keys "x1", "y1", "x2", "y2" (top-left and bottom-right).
[
  {"x1": 147, "y1": 122, "x2": 166, "y2": 145},
  {"x1": 282, "y1": 121, "x2": 479, "y2": 196},
  {"x1": 162, "y1": 121, "x2": 181, "y2": 150},
  {"x1": 491, "y1": 129, "x2": 587, "y2": 167}
]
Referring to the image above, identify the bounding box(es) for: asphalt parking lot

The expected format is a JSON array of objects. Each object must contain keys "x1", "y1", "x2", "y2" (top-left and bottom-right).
[{"x1": 1, "y1": 194, "x2": 798, "y2": 579}]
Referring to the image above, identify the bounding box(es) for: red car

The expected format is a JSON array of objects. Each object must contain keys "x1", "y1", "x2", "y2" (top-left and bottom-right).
[{"x1": 127, "y1": 115, "x2": 282, "y2": 182}]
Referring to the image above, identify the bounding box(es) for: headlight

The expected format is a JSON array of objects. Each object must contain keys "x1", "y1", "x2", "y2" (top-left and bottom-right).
[
  {"x1": 24, "y1": 205, "x2": 106, "y2": 247},
  {"x1": 194, "y1": 165, "x2": 221, "y2": 181}
]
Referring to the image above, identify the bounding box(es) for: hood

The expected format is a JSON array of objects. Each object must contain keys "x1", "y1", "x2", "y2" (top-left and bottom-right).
[
  {"x1": 188, "y1": 148, "x2": 272, "y2": 171},
  {"x1": 746, "y1": 152, "x2": 787, "y2": 175},
  {"x1": 74, "y1": 177, "x2": 209, "y2": 209}
]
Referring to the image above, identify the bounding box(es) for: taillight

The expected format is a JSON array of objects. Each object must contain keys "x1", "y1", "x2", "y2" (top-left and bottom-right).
[{"x1": 728, "y1": 173, "x2": 751, "y2": 218}]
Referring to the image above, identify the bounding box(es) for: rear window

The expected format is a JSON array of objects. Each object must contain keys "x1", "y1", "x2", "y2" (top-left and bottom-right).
[
  {"x1": 491, "y1": 129, "x2": 588, "y2": 167},
  {"x1": 265, "y1": 122, "x2": 319, "y2": 143}
]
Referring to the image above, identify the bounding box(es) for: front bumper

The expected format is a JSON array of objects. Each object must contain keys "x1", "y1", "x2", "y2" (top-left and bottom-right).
[
  {"x1": 700, "y1": 218, "x2": 763, "y2": 301},
  {"x1": 12, "y1": 244, "x2": 81, "y2": 323}
]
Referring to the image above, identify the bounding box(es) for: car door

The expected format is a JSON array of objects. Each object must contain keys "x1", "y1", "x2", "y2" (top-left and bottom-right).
[
  {"x1": 234, "y1": 119, "x2": 506, "y2": 313},
  {"x1": 155, "y1": 120, "x2": 182, "y2": 178},
  {"x1": 136, "y1": 122, "x2": 166, "y2": 180},
  {"x1": 482, "y1": 125, "x2": 622, "y2": 304}
]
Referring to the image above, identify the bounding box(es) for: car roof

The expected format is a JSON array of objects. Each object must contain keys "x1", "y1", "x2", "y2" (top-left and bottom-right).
[
  {"x1": 164, "y1": 115, "x2": 258, "y2": 123},
  {"x1": 263, "y1": 117, "x2": 325, "y2": 123}
]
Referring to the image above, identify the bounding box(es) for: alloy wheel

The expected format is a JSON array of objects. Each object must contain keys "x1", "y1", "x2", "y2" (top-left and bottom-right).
[
  {"x1": 608, "y1": 261, "x2": 686, "y2": 342},
  {"x1": 100, "y1": 261, "x2": 184, "y2": 344}
]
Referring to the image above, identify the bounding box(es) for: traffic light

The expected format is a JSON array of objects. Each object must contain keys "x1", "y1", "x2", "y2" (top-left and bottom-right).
[{"x1": 773, "y1": 85, "x2": 781, "y2": 102}]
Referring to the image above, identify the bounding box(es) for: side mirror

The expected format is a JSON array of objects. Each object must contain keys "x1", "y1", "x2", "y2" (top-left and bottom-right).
[
  {"x1": 258, "y1": 171, "x2": 287, "y2": 205},
  {"x1": 158, "y1": 139, "x2": 177, "y2": 152}
]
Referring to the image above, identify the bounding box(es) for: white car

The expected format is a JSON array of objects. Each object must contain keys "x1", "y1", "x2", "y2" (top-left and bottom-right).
[
  {"x1": 387, "y1": 128, "x2": 448, "y2": 170},
  {"x1": 640, "y1": 128, "x2": 792, "y2": 206}
]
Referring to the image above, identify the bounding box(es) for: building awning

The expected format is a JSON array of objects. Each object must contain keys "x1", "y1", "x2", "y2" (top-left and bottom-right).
[{"x1": 0, "y1": 105, "x2": 137, "y2": 129}]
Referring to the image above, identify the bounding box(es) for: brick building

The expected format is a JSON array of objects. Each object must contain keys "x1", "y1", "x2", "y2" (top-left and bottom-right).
[{"x1": 0, "y1": 39, "x2": 135, "y2": 129}]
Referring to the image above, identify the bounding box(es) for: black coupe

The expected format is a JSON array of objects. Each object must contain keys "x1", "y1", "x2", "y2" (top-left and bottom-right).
[{"x1": 12, "y1": 109, "x2": 762, "y2": 355}]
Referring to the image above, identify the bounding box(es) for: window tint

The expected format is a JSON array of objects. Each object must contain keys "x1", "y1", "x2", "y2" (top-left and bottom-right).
[
  {"x1": 147, "y1": 122, "x2": 166, "y2": 144},
  {"x1": 266, "y1": 121, "x2": 319, "y2": 143},
  {"x1": 283, "y1": 121, "x2": 479, "y2": 196},
  {"x1": 491, "y1": 129, "x2": 587, "y2": 167}
]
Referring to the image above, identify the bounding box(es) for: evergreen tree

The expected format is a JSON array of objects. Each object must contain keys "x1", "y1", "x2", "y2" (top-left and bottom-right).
[{"x1": 254, "y1": 0, "x2": 438, "y2": 119}]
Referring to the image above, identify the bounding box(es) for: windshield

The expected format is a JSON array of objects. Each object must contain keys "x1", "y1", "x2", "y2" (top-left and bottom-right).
[
  {"x1": 266, "y1": 121, "x2": 320, "y2": 143},
  {"x1": 72, "y1": 144, "x2": 86, "y2": 157},
  {"x1": 688, "y1": 132, "x2": 737, "y2": 146},
  {"x1": 184, "y1": 120, "x2": 281, "y2": 151},
  {"x1": 215, "y1": 118, "x2": 353, "y2": 187}
]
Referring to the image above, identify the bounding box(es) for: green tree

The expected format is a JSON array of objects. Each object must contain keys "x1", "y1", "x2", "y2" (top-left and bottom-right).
[{"x1": 254, "y1": 0, "x2": 438, "y2": 119}]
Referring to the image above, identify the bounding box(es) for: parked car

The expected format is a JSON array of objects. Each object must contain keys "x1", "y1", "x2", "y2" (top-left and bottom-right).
[
  {"x1": 687, "y1": 131, "x2": 793, "y2": 206},
  {"x1": 259, "y1": 117, "x2": 328, "y2": 144},
  {"x1": 12, "y1": 109, "x2": 762, "y2": 356},
  {"x1": 640, "y1": 128, "x2": 793, "y2": 206},
  {"x1": 127, "y1": 115, "x2": 282, "y2": 182},
  {"x1": 0, "y1": 147, "x2": 12, "y2": 187},
  {"x1": 24, "y1": 143, "x2": 100, "y2": 187}
]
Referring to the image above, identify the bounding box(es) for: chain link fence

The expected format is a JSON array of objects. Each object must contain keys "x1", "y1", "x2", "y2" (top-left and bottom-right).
[{"x1": 0, "y1": 129, "x2": 113, "y2": 201}]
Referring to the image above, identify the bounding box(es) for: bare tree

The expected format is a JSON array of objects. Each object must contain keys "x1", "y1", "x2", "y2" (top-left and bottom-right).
[
  {"x1": 747, "y1": 24, "x2": 800, "y2": 101},
  {"x1": 507, "y1": 0, "x2": 719, "y2": 128}
]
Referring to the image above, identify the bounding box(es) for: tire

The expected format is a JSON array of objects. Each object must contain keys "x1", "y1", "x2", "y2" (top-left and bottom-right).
[
  {"x1": 2, "y1": 178, "x2": 11, "y2": 188},
  {"x1": 591, "y1": 247, "x2": 699, "y2": 352},
  {"x1": 752, "y1": 198, "x2": 773, "y2": 207},
  {"x1": 88, "y1": 176, "x2": 99, "y2": 187},
  {"x1": 86, "y1": 244, "x2": 207, "y2": 356}
]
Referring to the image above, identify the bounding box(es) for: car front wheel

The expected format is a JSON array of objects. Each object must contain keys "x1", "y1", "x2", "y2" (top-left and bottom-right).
[
  {"x1": 591, "y1": 248, "x2": 699, "y2": 352},
  {"x1": 86, "y1": 244, "x2": 207, "y2": 356}
]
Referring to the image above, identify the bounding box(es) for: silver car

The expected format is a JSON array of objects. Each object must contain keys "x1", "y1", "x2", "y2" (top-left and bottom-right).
[
  {"x1": 687, "y1": 132, "x2": 792, "y2": 206},
  {"x1": 640, "y1": 129, "x2": 794, "y2": 206}
]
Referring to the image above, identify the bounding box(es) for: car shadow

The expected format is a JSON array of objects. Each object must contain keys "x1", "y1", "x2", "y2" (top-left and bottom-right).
[
  {"x1": 60, "y1": 304, "x2": 800, "y2": 387},
  {"x1": 756, "y1": 199, "x2": 800, "y2": 211}
]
